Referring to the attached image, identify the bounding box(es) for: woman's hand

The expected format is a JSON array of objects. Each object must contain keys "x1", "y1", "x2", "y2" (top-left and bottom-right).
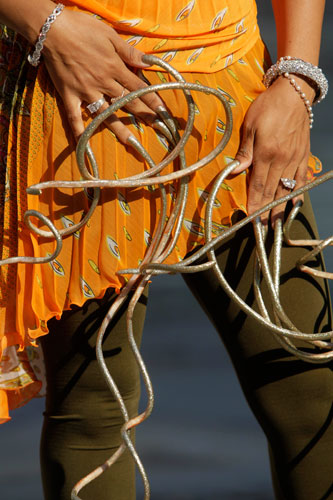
[
  {"x1": 43, "y1": 8, "x2": 164, "y2": 141},
  {"x1": 233, "y1": 76, "x2": 315, "y2": 226}
]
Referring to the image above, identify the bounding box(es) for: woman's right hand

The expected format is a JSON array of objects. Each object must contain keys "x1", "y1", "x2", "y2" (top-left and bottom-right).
[{"x1": 43, "y1": 8, "x2": 164, "y2": 141}]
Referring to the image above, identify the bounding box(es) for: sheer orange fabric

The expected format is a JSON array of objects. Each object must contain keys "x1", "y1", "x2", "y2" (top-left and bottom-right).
[
  {"x1": 0, "y1": 2, "x2": 321, "y2": 422},
  {"x1": 64, "y1": 0, "x2": 260, "y2": 73}
]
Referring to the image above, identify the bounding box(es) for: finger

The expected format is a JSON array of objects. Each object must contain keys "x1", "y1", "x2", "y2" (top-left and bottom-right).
[
  {"x1": 103, "y1": 112, "x2": 134, "y2": 144},
  {"x1": 259, "y1": 162, "x2": 293, "y2": 225},
  {"x1": 62, "y1": 93, "x2": 85, "y2": 141},
  {"x1": 105, "y1": 82, "x2": 158, "y2": 127},
  {"x1": 112, "y1": 59, "x2": 165, "y2": 112},
  {"x1": 86, "y1": 95, "x2": 133, "y2": 144},
  {"x1": 110, "y1": 33, "x2": 152, "y2": 69},
  {"x1": 249, "y1": 145, "x2": 291, "y2": 223},
  {"x1": 248, "y1": 165, "x2": 272, "y2": 224},
  {"x1": 270, "y1": 167, "x2": 298, "y2": 227},
  {"x1": 292, "y1": 155, "x2": 309, "y2": 205},
  {"x1": 124, "y1": 97, "x2": 158, "y2": 126},
  {"x1": 249, "y1": 140, "x2": 295, "y2": 224},
  {"x1": 233, "y1": 124, "x2": 255, "y2": 174}
]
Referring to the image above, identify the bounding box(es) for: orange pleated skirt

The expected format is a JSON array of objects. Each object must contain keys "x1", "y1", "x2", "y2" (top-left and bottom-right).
[{"x1": 0, "y1": 26, "x2": 321, "y2": 422}]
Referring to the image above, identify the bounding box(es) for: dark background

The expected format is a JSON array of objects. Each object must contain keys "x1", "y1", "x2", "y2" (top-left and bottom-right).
[{"x1": 1, "y1": 2, "x2": 332, "y2": 498}]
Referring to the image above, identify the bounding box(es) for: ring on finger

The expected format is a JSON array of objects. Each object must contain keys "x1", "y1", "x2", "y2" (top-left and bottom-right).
[
  {"x1": 87, "y1": 97, "x2": 106, "y2": 114},
  {"x1": 280, "y1": 177, "x2": 297, "y2": 190},
  {"x1": 110, "y1": 88, "x2": 126, "y2": 104}
]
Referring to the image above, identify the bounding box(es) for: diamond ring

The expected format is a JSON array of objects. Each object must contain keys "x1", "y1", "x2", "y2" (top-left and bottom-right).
[
  {"x1": 86, "y1": 97, "x2": 106, "y2": 114},
  {"x1": 280, "y1": 177, "x2": 297, "y2": 190}
]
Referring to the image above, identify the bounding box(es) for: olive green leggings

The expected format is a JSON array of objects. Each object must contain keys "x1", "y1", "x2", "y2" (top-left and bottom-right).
[{"x1": 40, "y1": 196, "x2": 333, "y2": 500}]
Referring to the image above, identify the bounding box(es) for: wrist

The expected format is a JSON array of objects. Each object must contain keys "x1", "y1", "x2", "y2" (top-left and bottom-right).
[
  {"x1": 263, "y1": 56, "x2": 328, "y2": 106},
  {"x1": 28, "y1": 2, "x2": 59, "y2": 44},
  {"x1": 271, "y1": 75, "x2": 314, "y2": 129},
  {"x1": 276, "y1": 74, "x2": 316, "y2": 104},
  {"x1": 6, "y1": 0, "x2": 56, "y2": 44},
  {"x1": 27, "y1": 3, "x2": 65, "y2": 66}
]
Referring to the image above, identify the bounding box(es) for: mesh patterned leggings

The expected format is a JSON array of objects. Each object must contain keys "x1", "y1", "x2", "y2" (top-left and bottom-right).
[{"x1": 40, "y1": 196, "x2": 333, "y2": 500}]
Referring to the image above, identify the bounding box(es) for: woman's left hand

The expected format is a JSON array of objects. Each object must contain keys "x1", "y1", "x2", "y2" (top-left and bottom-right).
[{"x1": 233, "y1": 75, "x2": 315, "y2": 226}]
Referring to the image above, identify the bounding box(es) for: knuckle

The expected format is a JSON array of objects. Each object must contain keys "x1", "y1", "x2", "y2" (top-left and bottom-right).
[
  {"x1": 142, "y1": 94, "x2": 158, "y2": 110},
  {"x1": 258, "y1": 147, "x2": 275, "y2": 162},
  {"x1": 298, "y1": 171, "x2": 308, "y2": 184},
  {"x1": 127, "y1": 45, "x2": 139, "y2": 62},
  {"x1": 252, "y1": 179, "x2": 265, "y2": 192},
  {"x1": 125, "y1": 99, "x2": 140, "y2": 112},
  {"x1": 148, "y1": 96, "x2": 163, "y2": 110},
  {"x1": 134, "y1": 80, "x2": 147, "y2": 92},
  {"x1": 263, "y1": 188, "x2": 275, "y2": 199},
  {"x1": 270, "y1": 162, "x2": 285, "y2": 173},
  {"x1": 109, "y1": 61, "x2": 118, "y2": 73},
  {"x1": 237, "y1": 148, "x2": 251, "y2": 159},
  {"x1": 67, "y1": 112, "x2": 81, "y2": 124}
]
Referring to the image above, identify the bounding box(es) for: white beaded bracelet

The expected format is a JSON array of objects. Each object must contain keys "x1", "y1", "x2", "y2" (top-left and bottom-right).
[
  {"x1": 263, "y1": 56, "x2": 328, "y2": 105},
  {"x1": 28, "y1": 3, "x2": 65, "y2": 67},
  {"x1": 282, "y1": 73, "x2": 314, "y2": 129}
]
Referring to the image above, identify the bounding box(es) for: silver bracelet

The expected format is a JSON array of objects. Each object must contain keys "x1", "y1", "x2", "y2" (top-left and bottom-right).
[
  {"x1": 263, "y1": 56, "x2": 328, "y2": 105},
  {"x1": 27, "y1": 3, "x2": 65, "y2": 67}
]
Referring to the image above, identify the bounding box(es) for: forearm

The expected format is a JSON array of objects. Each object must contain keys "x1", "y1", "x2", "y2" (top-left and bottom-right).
[
  {"x1": 271, "y1": 0, "x2": 325, "y2": 65},
  {"x1": 0, "y1": 0, "x2": 56, "y2": 43},
  {"x1": 271, "y1": 0, "x2": 326, "y2": 101}
]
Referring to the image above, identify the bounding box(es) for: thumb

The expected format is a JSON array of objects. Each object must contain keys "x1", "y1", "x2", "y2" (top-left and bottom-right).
[
  {"x1": 113, "y1": 37, "x2": 152, "y2": 69},
  {"x1": 233, "y1": 125, "x2": 254, "y2": 174}
]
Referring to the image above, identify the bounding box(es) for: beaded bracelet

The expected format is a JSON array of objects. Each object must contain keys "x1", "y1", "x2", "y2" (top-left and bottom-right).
[
  {"x1": 28, "y1": 3, "x2": 65, "y2": 67},
  {"x1": 263, "y1": 56, "x2": 329, "y2": 129},
  {"x1": 282, "y1": 73, "x2": 314, "y2": 129}
]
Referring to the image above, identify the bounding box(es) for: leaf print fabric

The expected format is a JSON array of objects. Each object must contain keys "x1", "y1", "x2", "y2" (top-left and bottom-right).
[
  {"x1": 63, "y1": 0, "x2": 260, "y2": 72},
  {"x1": 0, "y1": 4, "x2": 321, "y2": 422}
]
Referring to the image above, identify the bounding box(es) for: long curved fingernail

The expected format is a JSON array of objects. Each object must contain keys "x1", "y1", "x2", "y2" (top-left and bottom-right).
[
  {"x1": 156, "y1": 106, "x2": 178, "y2": 137},
  {"x1": 152, "y1": 118, "x2": 174, "y2": 143},
  {"x1": 126, "y1": 133, "x2": 141, "y2": 148},
  {"x1": 127, "y1": 134, "x2": 154, "y2": 166}
]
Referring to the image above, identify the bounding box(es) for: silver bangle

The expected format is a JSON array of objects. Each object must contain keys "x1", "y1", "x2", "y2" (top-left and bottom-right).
[
  {"x1": 27, "y1": 3, "x2": 65, "y2": 67},
  {"x1": 263, "y1": 56, "x2": 328, "y2": 105}
]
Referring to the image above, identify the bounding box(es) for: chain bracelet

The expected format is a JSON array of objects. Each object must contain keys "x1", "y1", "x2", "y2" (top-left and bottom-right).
[{"x1": 27, "y1": 3, "x2": 65, "y2": 67}]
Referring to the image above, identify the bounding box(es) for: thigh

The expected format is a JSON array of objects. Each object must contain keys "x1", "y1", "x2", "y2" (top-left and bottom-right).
[
  {"x1": 183, "y1": 195, "x2": 333, "y2": 499},
  {"x1": 40, "y1": 287, "x2": 148, "y2": 500}
]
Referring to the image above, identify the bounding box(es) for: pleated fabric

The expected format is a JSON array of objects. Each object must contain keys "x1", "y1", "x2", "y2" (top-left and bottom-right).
[
  {"x1": 65, "y1": 0, "x2": 260, "y2": 73},
  {"x1": 0, "y1": 2, "x2": 321, "y2": 422}
]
